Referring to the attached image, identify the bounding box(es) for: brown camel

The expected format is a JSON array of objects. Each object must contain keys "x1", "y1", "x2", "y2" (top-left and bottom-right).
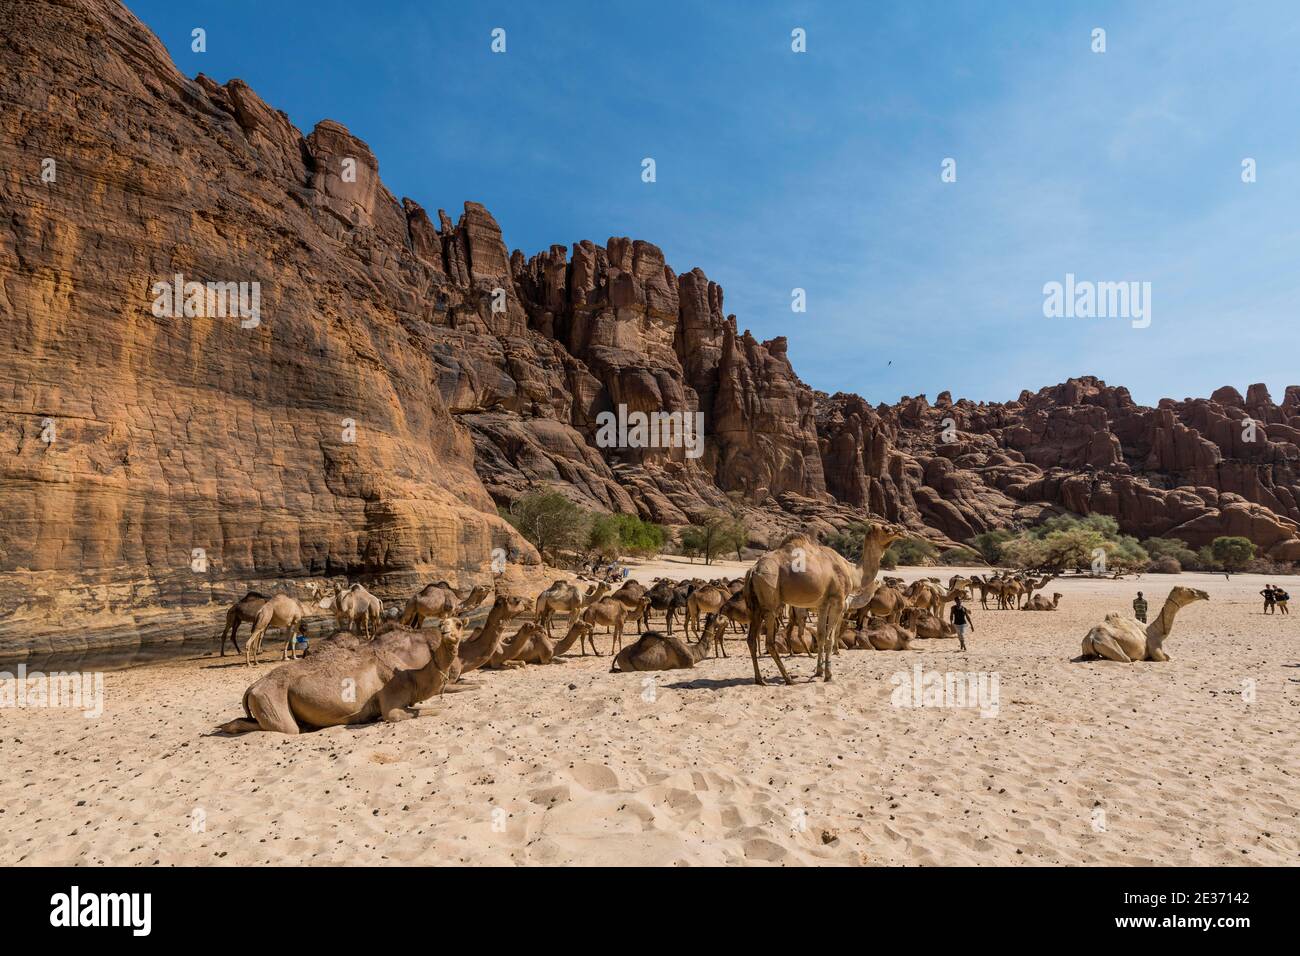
[
  {"x1": 450, "y1": 591, "x2": 531, "y2": 680},
  {"x1": 610, "y1": 627, "x2": 712, "y2": 672},
  {"x1": 217, "y1": 620, "x2": 462, "y2": 735},
  {"x1": 245, "y1": 593, "x2": 308, "y2": 667},
  {"x1": 745, "y1": 521, "x2": 904, "y2": 684},
  {"x1": 1019, "y1": 574, "x2": 1056, "y2": 609},
  {"x1": 609, "y1": 580, "x2": 649, "y2": 633},
  {"x1": 686, "y1": 583, "x2": 728, "y2": 637},
  {"x1": 580, "y1": 595, "x2": 628, "y2": 655},
  {"x1": 399, "y1": 582, "x2": 489, "y2": 628},
  {"x1": 535, "y1": 580, "x2": 607, "y2": 637},
  {"x1": 489, "y1": 619, "x2": 596, "y2": 668},
  {"x1": 219, "y1": 591, "x2": 268, "y2": 656},
  {"x1": 1079, "y1": 586, "x2": 1208, "y2": 662},
  {"x1": 899, "y1": 606, "x2": 957, "y2": 639},
  {"x1": 1023, "y1": 592, "x2": 1062, "y2": 611}
]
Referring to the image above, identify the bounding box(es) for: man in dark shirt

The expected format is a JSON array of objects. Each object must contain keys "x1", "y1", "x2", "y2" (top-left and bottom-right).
[
  {"x1": 949, "y1": 597, "x2": 973, "y2": 651},
  {"x1": 1132, "y1": 592, "x2": 1148, "y2": 623},
  {"x1": 1261, "y1": 585, "x2": 1276, "y2": 614}
]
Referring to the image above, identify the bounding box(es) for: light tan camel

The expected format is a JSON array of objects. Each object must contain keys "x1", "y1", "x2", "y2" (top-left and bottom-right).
[
  {"x1": 217, "y1": 620, "x2": 462, "y2": 735},
  {"x1": 1079, "y1": 586, "x2": 1209, "y2": 662},
  {"x1": 580, "y1": 595, "x2": 628, "y2": 655},
  {"x1": 1023, "y1": 592, "x2": 1062, "y2": 611},
  {"x1": 1018, "y1": 574, "x2": 1055, "y2": 608},
  {"x1": 858, "y1": 584, "x2": 909, "y2": 624},
  {"x1": 745, "y1": 522, "x2": 904, "y2": 684},
  {"x1": 318, "y1": 583, "x2": 383, "y2": 637},
  {"x1": 686, "y1": 583, "x2": 728, "y2": 637},
  {"x1": 609, "y1": 580, "x2": 648, "y2": 633},
  {"x1": 450, "y1": 591, "x2": 530, "y2": 680},
  {"x1": 610, "y1": 627, "x2": 712, "y2": 672},
  {"x1": 245, "y1": 593, "x2": 308, "y2": 666},
  {"x1": 535, "y1": 581, "x2": 607, "y2": 637},
  {"x1": 219, "y1": 591, "x2": 269, "y2": 656},
  {"x1": 399, "y1": 582, "x2": 489, "y2": 628},
  {"x1": 489, "y1": 619, "x2": 595, "y2": 668}
]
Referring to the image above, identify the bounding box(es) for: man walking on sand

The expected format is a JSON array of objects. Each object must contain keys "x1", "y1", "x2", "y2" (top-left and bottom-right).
[
  {"x1": 949, "y1": 596, "x2": 974, "y2": 651},
  {"x1": 1262, "y1": 585, "x2": 1276, "y2": 615},
  {"x1": 1132, "y1": 591, "x2": 1148, "y2": 623}
]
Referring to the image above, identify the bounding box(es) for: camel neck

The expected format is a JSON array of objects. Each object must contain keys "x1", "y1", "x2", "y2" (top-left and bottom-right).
[{"x1": 1146, "y1": 596, "x2": 1181, "y2": 642}]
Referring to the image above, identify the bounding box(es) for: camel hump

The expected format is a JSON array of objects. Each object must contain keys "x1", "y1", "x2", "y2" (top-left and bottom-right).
[{"x1": 242, "y1": 590, "x2": 268, "y2": 600}]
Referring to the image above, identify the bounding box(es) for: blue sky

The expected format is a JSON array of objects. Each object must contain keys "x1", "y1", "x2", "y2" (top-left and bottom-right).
[{"x1": 129, "y1": 1, "x2": 1300, "y2": 407}]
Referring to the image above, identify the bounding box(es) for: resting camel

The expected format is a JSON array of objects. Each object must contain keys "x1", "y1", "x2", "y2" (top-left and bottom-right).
[
  {"x1": 1023, "y1": 592, "x2": 1062, "y2": 611},
  {"x1": 217, "y1": 620, "x2": 462, "y2": 735},
  {"x1": 1079, "y1": 586, "x2": 1209, "y2": 662},
  {"x1": 219, "y1": 591, "x2": 268, "y2": 656},
  {"x1": 245, "y1": 593, "x2": 308, "y2": 666},
  {"x1": 610, "y1": 627, "x2": 712, "y2": 673},
  {"x1": 746, "y1": 521, "x2": 904, "y2": 684},
  {"x1": 535, "y1": 580, "x2": 607, "y2": 637},
  {"x1": 580, "y1": 594, "x2": 628, "y2": 655},
  {"x1": 855, "y1": 584, "x2": 909, "y2": 625},
  {"x1": 450, "y1": 591, "x2": 531, "y2": 680},
  {"x1": 858, "y1": 617, "x2": 914, "y2": 651},
  {"x1": 488, "y1": 619, "x2": 595, "y2": 668},
  {"x1": 399, "y1": 582, "x2": 490, "y2": 628},
  {"x1": 900, "y1": 606, "x2": 957, "y2": 639},
  {"x1": 318, "y1": 583, "x2": 383, "y2": 638}
]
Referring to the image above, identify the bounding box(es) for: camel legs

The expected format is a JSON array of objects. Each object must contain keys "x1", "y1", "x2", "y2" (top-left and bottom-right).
[
  {"x1": 763, "y1": 611, "x2": 795, "y2": 685},
  {"x1": 220, "y1": 610, "x2": 241, "y2": 656},
  {"x1": 1081, "y1": 631, "x2": 1133, "y2": 663},
  {"x1": 746, "y1": 615, "x2": 766, "y2": 685}
]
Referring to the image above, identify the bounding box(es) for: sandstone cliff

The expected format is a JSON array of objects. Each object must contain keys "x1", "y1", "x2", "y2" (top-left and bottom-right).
[{"x1": 1, "y1": 0, "x2": 1297, "y2": 659}]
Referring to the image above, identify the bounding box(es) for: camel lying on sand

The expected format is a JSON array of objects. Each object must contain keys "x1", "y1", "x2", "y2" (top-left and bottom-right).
[
  {"x1": 219, "y1": 591, "x2": 268, "y2": 656},
  {"x1": 899, "y1": 607, "x2": 957, "y2": 639},
  {"x1": 450, "y1": 591, "x2": 530, "y2": 680},
  {"x1": 217, "y1": 620, "x2": 463, "y2": 735},
  {"x1": 610, "y1": 627, "x2": 712, "y2": 672},
  {"x1": 1023, "y1": 592, "x2": 1062, "y2": 611},
  {"x1": 487, "y1": 619, "x2": 594, "y2": 668},
  {"x1": 1079, "y1": 586, "x2": 1208, "y2": 662},
  {"x1": 858, "y1": 618, "x2": 913, "y2": 651},
  {"x1": 245, "y1": 593, "x2": 308, "y2": 666},
  {"x1": 318, "y1": 583, "x2": 383, "y2": 637}
]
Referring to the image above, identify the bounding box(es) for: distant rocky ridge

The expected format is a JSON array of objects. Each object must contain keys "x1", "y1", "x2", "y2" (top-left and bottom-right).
[{"x1": 1, "y1": 0, "x2": 1296, "y2": 658}]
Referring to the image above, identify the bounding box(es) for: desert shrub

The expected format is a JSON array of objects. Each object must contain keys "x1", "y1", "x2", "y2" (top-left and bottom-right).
[
  {"x1": 1142, "y1": 537, "x2": 1198, "y2": 570},
  {"x1": 939, "y1": 546, "x2": 981, "y2": 565},
  {"x1": 969, "y1": 530, "x2": 1014, "y2": 564},
  {"x1": 1150, "y1": 555, "x2": 1183, "y2": 574},
  {"x1": 885, "y1": 537, "x2": 940, "y2": 567}
]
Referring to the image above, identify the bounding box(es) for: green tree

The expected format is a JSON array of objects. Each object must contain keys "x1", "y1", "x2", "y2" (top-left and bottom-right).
[
  {"x1": 1211, "y1": 536, "x2": 1256, "y2": 574},
  {"x1": 969, "y1": 530, "x2": 1014, "y2": 564},
  {"x1": 679, "y1": 511, "x2": 737, "y2": 565},
  {"x1": 502, "y1": 491, "x2": 588, "y2": 560},
  {"x1": 885, "y1": 537, "x2": 940, "y2": 567}
]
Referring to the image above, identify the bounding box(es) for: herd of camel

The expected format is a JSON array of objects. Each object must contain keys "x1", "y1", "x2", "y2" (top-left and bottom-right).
[{"x1": 216, "y1": 522, "x2": 1210, "y2": 735}]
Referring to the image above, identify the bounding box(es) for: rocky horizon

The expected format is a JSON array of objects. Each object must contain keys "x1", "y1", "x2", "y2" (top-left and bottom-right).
[{"x1": 1, "y1": 0, "x2": 1298, "y2": 658}]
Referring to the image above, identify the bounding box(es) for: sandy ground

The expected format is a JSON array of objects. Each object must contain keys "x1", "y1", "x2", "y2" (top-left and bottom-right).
[{"x1": 1, "y1": 567, "x2": 1296, "y2": 866}]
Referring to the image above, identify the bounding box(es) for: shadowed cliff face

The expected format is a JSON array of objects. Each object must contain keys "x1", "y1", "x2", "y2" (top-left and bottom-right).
[{"x1": 0, "y1": 1, "x2": 1297, "y2": 657}]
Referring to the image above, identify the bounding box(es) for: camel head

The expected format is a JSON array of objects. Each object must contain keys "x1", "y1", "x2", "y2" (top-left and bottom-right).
[
  {"x1": 440, "y1": 617, "x2": 468, "y2": 643},
  {"x1": 1167, "y1": 586, "x2": 1210, "y2": 608},
  {"x1": 863, "y1": 522, "x2": 907, "y2": 551}
]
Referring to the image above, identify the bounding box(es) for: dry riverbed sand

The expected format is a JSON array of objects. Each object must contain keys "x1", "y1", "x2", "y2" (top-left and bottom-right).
[{"x1": 2, "y1": 567, "x2": 1296, "y2": 866}]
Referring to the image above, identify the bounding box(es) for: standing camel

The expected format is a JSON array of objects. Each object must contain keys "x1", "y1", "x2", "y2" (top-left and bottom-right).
[
  {"x1": 318, "y1": 583, "x2": 383, "y2": 638},
  {"x1": 245, "y1": 594, "x2": 308, "y2": 666},
  {"x1": 535, "y1": 581, "x2": 607, "y2": 637},
  {"x1": 219, "y1": 591, "x2": 269, "y2": 656},
  {"x1": 745, "y1": 522, "x2": 904, "y2": 684}
]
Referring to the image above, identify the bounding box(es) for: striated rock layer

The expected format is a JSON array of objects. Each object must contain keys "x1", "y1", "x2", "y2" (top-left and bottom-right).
[{"x1": 0, "y1": 0, "x2": 1297, "y2": 657}]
